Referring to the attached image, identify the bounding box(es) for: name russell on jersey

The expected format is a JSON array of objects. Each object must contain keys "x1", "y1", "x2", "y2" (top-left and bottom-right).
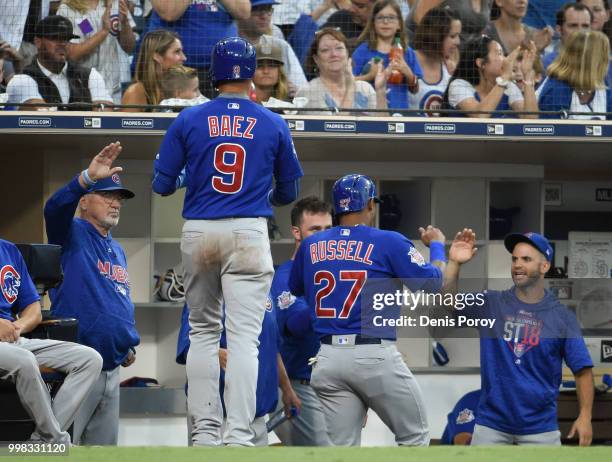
[{"x1": 309, "y1": 240, "x2": 374, "y2": 265}]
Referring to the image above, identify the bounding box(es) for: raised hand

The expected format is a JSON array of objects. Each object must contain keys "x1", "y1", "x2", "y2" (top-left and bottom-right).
[
  {"x1": 86, "y1": 141, "x2": 123, "y2": 181},
  {"x1": 448, "y1": 228, "x2": 477, "y2": 264},
  {"x1": 418, "y1": 225, "x2": 445, "y2": 247}
]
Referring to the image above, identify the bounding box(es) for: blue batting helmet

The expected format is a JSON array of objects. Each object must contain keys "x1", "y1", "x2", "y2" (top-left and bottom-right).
[
  {"x1": 211, "y1": 37, "x2": 256, "y2": 83},
  {"x1": 332, "y1": 174, "x2": 380, "y2": 215}
]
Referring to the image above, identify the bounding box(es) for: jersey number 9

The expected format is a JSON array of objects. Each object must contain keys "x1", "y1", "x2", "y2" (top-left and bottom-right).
[{"x1": 212, "y1": 143, "x2": 246, "y2": 194}]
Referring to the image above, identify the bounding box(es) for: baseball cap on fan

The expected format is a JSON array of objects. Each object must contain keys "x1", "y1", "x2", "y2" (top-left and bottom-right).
[
  {"x1": 504, "y1": 232, "x2": 553, "y2": 262},
  {"x1": 255, "y1": 36, "x2": 284, "y2": 64},
  {"x1": 34, "y1": 15, "x2": 79, "y2": 41},
  {"x1": 89, "y1": 173, "x2": 135, "y2": 199}
]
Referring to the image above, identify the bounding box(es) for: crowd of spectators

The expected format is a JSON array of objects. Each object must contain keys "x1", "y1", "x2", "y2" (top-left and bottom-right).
[{"x1": 1, "y1": 0, "x2": 611, "y2": 118}]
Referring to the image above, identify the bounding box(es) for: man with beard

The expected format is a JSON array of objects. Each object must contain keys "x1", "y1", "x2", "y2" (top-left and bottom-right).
[
  {"x1": 444, "y1": 230, "x2": 594, "y2": 446},
  {"x1": 44, "y1": 142, "x2": 140, "y2": 445},
  {"x1": 6, "y1": 15, "x2": 112, "y2": 110}
]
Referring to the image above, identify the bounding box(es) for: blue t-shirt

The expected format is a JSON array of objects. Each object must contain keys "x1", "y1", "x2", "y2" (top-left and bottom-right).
[
  {"x1": 146, "y1": 2, "x2": 236, "y2": 69},
  {"x1": 0, "y1": 239, "x2": 40, "y2": 321},
  {"x1": 351, "y1": 42, "x2": 423, "y2": 110},
  {"x1": 524, "y1": 1, "x2": 566, "y2": 29},
  {"x1": 154, "y1": 96, "x2": 303, "y2": 219},
  {"x1": 272, "y1": 259, "x2": 320, "y2": 381},
  {"x1": 289, "y1": 225, "x2": 442, "y2": 339},
  {"x1": 462, "y1": 288, "x2": 593, "y2": 435},
  {"x1": 44, "y1": 177, "x2": 140, "y2": 370},
  {"x1": 177, "y1": 299, "x2": 280, "y2": 417},
  {"x1": 441, "y1": 389, "x2": 481, "y2": 445}
]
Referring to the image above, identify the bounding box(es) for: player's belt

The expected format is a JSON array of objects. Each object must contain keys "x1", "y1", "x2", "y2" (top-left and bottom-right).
[{"x1": 320, "y1": 334, "x2": 386, "y2": 345}]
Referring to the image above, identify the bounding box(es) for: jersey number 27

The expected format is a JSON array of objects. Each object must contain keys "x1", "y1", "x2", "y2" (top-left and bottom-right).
[
  {"x1": 314, "y1": 270, "x2": 367, "y2": 319},
  {"x1": 212, "y1": 143, "x2": 245, "y2": 194}
]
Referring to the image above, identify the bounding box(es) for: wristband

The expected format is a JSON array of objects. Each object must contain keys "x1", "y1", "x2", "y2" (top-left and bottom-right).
[
  {"x1": 429, "y1": 241, "x2": 447, "y2": 263},
  {"x1": 81, "y1": 169, "x2": 97, "y2": 186}
]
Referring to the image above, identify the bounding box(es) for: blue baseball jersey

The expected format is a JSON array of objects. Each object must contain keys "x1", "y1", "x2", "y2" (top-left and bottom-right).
[
  {"x1": 271, "y1": 260, "x2": 320, "y2": 381},
  {"x1": 146, "y1": 2, "x2": 237, "y2": 69},
  {"x1": 441, "y1": 389, "x2": 481, "y2": 445},
  {"x1": 177, "y1": 299, "x2": 280, "y2": 417},
  {"x1": 44, "y1": 176, "x2": 140, "y2": 371},
  {"x1": 461, "y1": 288, "x2": 593, "y2": 435},
  {"x1": 288, "y1": 225, "x2": 443, "y2": 338},
  {"x1": 0, "y1": 239, "x2": 40, "y2": 321},
  {"x1": 154, "y1": 96, "x2": 303, "y2": 219}
]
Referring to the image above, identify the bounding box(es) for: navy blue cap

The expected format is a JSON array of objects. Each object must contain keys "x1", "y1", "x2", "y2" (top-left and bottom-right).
[
  {"x1": 89, "y1": 173, "x2": 135, "y2": 199},
  {"x1": 504, "y1": 232, "x2": 553, "y2": 262}
]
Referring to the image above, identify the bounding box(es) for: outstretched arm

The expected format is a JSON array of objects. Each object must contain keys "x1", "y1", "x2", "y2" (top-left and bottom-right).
[
  {"x1": 568, "y1": 367, "x2": 594, "y2": 446},
  {"x1": 443, "y1": 228, "x2": 478, "y2": 297}
]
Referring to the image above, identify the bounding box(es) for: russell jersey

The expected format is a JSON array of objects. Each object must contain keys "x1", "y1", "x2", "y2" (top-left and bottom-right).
[{"x1": 289, "y1": 225, "x2": 443, "y2": 339}]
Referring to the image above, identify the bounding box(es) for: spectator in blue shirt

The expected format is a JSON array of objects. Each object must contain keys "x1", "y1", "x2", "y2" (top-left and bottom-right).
[{"x1": 352, "y1": 0, "x2": 423, "y2": 110}]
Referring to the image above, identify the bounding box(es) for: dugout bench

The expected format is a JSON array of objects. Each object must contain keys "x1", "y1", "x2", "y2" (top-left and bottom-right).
[{"x1": 0, "y1": 244, "x2": 77, "y2": 442}]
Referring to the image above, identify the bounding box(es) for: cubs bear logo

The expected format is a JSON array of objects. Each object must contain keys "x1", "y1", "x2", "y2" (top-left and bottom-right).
[
  {"x1": 1, "y1": 265, "x2": 21, "y2": 304},
  {"x1": 339, "y1": 198, "x2": 351, "y2": 209},
  {"x1": 112, "y1": 173, "x2": 120, "y2": 184},
  {"x1": 232, "y1": 65, "x2": 241, "y2": 79}
]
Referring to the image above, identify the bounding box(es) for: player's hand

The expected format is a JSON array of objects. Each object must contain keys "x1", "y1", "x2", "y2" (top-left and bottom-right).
[
  {"x1": 0, "y1": 319, "x2": 19, "y2": 343},
  {"x1": 281, "y1": 385, "x2": 301, "y2": 418},
  {"x1": 568, "y1": 414, "x2": 592, "y2": 446},
  {"x1": 448, "y1": 228, "x2": 478, "y2": 264},
  {"x1": 122, "y1": 349, "x2": 136, "y2": 367},
  {"x1": 85, "y1": 141, "x2": 123, "y2": 182},
  {"x1": 219, "y1": 348, "x2": 228, "y2": 370},
  {"x1": 418, "y1": 225, "x2": 445, "y2": 247}
]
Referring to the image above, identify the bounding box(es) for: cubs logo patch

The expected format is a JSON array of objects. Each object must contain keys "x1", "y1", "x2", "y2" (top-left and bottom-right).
[
  {"x1": 232, "y1": 65, "x2": 241, "y2": 79},
  {"x1": 456, "y1": 408, "x2": 475, "y2": 425},
  {"x1": 277, "y1": 291, "x2": 296, "y2": 310},
  {"x1": 1, "y1": 265, "x2": 21, "y2": 304},
  {"x1": 408, "y1": 247, "x2": 425, "y2": 266},
  {"x1": 265, "y1": 296, "x2": 273, "y2": 312},
  {"x1": 111, "y1": 173, "x2": 120, "y2": 184},
  {"x1": 339, "y1": 198, "x2": 351, "y2": 209}
]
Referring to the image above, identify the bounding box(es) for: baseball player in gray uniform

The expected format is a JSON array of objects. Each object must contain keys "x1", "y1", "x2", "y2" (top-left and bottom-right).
[
  {"x1": 289, "y1": 175, "x2": 448, "y2": 446},
  {"x1": 153, "y1": 37, "x2": 303, "y2": 446},
  {"x1": 0, "y1": 238, "x2": 102, "y2": 444}
]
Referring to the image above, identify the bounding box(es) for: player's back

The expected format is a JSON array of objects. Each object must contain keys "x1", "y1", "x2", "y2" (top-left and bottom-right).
[
  {"x1": 169, "y1": 97, "x2": 301, "y2": 219},
  {"x1": 290, "y1": 225, "x2": 442, "y2": 338}
]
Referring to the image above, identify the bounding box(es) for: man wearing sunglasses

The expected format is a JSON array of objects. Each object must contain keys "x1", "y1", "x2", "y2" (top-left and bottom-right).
[{"x1": 44, "y1": 141, "x2": 140, "y2": 446}]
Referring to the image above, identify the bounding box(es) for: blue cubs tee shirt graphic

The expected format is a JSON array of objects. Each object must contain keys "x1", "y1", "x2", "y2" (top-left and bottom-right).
[{"x1": 0, "y1": 239, "x2": 40, "y2": 321}]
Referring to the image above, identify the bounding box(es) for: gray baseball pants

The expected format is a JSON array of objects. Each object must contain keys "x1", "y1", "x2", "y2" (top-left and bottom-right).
[
  {"x1": 0, "y1": 337, "x2": 102, "y2": 444},
  {"x1": 310, "y1": 338, "x2": 430, "y2": 446},
  {"x1": 274, "y1": 380, "x2": 330, "y2": 446},
  {"x1": 181, "y1": 218, "x2": 274, "y2": 446},
  {"x1": 73, "y1": 367, "x2": 121, "y2": 445},
  {"x1": 471, "y1": 423, "x2": 562, "y2": 445}
]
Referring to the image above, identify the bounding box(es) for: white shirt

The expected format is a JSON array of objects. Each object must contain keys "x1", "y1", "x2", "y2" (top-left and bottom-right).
[
  {"x1": 57, "y1": 1, "x2": 135, "y2": 103},
  {"x1": 0, "y1": 0, "x2": 51, "y2": 49},
  {"x1": 272, "y1": 1, "x2": 331, "y2": 26},
  {"x1": 448, "y1": 78, "x2": 523, "y2": 109},
  {"x1": 409, "y1": 63, "x2": 451, "y2": 114},
  {"x1": 568, "y1": 89, "x2": 607, "y2": 120},
  {"x1": 6, "y1": 60, "x2": 112, "y2": 105}
]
